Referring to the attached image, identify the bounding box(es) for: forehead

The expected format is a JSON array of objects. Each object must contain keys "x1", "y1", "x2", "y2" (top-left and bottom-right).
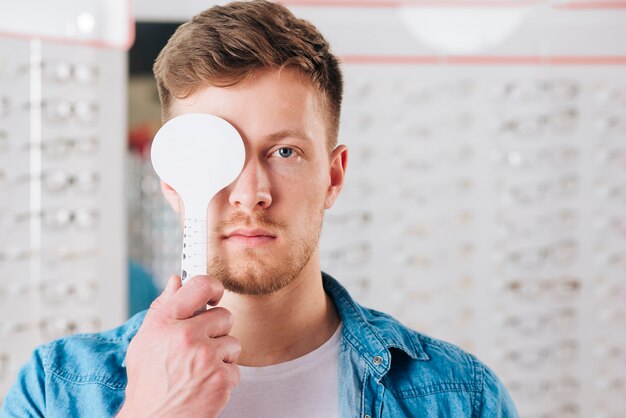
[{"x1": 170, "y1": 69, "x2": 327, "y2": 147}]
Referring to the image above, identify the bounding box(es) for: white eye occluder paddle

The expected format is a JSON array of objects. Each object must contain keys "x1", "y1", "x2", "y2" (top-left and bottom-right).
[{"x1": 151, "y1": 113, "x2": 245, "y2": 285}]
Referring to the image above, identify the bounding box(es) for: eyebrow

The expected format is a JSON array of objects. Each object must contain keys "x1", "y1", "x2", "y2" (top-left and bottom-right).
[{"x1": 263, "y1": 129, "x2": 312, "y2": 143}]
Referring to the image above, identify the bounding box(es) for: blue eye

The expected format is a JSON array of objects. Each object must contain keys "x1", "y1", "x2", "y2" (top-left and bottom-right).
[{"x1": 277, "y1": 147, "x2": 294, "y2": 158}]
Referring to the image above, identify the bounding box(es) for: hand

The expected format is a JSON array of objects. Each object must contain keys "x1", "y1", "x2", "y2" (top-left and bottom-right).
[{"x1": 117, "y1": 275, "x2": 241, "y2": 418}]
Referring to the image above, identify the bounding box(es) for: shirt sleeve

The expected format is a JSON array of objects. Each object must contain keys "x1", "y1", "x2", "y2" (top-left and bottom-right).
[
  {"x1": 476, "y1": 362, "x2": 520, "y2": 418},
  {"x1": 0, "y1": 346, "x2": 47, "y2": 418}
]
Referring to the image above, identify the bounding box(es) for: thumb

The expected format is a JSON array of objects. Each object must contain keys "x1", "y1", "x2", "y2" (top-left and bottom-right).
[
  {"x1": 163, "y1": 274, "x2": 182, "y2": 295},
  {"x1": 147, "y1": 275, "x2": 182, "y2": 318}
]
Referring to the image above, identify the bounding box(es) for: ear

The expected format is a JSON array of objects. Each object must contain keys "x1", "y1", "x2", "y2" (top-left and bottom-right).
[
  {"x1": 160, "y1": 180, "x2": 183, "y2": 214},
  {"x1": 324, "y1": 145, "x2": 348, "y2": 209}
]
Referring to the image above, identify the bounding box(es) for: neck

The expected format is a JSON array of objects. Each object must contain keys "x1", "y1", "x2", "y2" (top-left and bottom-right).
[{"x1": 219, "y1": 254, "x2": 340, "y2": 367}]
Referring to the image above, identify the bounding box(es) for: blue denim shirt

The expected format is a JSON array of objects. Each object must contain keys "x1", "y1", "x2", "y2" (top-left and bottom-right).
[{"x1": 1, "y1": 273, "x2": 518, "y2": 417}]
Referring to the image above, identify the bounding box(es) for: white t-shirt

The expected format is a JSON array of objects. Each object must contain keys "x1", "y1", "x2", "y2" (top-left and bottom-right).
[{"x1": 219, "y1": 323, "x2": 342, "y2": 418}]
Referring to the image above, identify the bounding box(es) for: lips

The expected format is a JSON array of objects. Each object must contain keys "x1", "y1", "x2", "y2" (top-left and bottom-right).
[
  {"x1": 225, "y1": 228, "x2": 276, "y2": 238},
  {"x1": 223, "y1": 228, "x2": 277, "y2": 248}
]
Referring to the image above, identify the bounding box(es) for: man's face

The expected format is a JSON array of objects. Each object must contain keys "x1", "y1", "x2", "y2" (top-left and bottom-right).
[{"x1": 164, "y1": 68, "x2": 345, "y2": 296}]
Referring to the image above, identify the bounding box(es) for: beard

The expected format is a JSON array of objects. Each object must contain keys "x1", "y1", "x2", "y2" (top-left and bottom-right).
[{"x1": 206, "y1": 209, "x2": 323, "y2": 296}]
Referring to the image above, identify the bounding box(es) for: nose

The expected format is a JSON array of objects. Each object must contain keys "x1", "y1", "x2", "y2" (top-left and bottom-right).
[{"x1": 228, "y1": 157, "x2": 272, "y2": 212}]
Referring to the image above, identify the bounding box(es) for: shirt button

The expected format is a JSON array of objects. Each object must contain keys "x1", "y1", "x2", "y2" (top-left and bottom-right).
[
  {"x1": 364, "y1": 415, "x2": 371, "y2": 418},
  {"x1": 373, "y1": 355, "x2": 383, "y2": 365}
]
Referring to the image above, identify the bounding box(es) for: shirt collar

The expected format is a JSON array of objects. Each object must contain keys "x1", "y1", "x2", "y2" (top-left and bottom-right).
[
  {"x1": 123, "y1": 272, "x2": 430, "y2": 372},
  {"x1": 322, "y1": 272, "x2": 429, "y2": 380}
]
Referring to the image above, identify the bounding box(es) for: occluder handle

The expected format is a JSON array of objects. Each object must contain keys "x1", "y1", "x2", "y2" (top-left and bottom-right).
[{"x1": 181, "y1": 216, "x2": 207, "y2": 285}]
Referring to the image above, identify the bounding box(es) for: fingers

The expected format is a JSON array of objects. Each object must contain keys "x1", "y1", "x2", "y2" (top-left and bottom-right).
[
  {"x1": 191, "y1": 307, "x2": 234, "y2": 338},
  {"x1": 215, "y1": 335, "x2": 242, "y2": 364},
  {"x1": 222, "y1": 363, "x2": 241, "y2": 389},
  {"x1": 166, "y1": 275, "x2": 225, "y2": 320}
]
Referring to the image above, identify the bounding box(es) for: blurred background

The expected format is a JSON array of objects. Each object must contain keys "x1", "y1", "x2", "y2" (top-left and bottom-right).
[{"x1": 1, "y1": 1, "x2": 625, "y2": 417}]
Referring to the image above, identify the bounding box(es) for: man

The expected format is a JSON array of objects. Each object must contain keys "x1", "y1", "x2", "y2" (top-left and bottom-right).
[{"x1": 1, "y1": 1, "x2": 518, "y2": 417}]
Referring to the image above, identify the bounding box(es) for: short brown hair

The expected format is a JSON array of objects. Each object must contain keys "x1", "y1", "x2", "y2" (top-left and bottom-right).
[{"x1": 153, "y1": 0, "x2": 343, "y2": 149}]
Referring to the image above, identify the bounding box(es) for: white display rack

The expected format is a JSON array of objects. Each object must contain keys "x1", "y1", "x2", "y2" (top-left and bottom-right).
[
  {"x1": 322, "y1": 64, "x2": 626, "y2": 418},
  {"x1": 0, "y1": 37, "x2": 127, "y2": 400}
]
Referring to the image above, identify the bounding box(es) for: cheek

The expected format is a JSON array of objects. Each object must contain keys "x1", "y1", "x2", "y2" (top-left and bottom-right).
[
  {"x1": 273, "y1": 165, "x2": 327, "y2": 209},
  {"x1": 285, "y1": 179, "x2": 326, "y2": 232}
]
